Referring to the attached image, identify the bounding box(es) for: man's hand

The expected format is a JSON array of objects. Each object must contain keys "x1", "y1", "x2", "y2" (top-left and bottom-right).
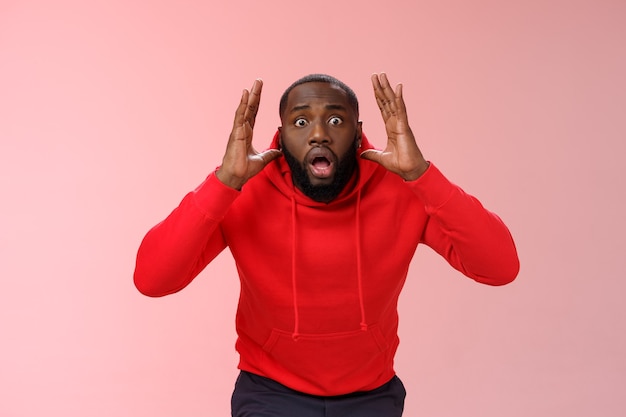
[
  {"x1": 216, "y1": 79, "x2": 282, "y2": 190},
  {"x1": 360, "y1": 73, "x2": 429, "y2": 181}
]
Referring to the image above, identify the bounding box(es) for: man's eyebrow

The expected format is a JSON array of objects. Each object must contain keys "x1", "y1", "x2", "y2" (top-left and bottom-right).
[
  {"x1": 325, "y1": 104, "x2": 348, "y2": 111},
  {"x1": 288, "y1": 104, "x2": 348, "y2": 113},
  {"x1": 289, "y1": 104, "x2": 310, "y2": 113}
]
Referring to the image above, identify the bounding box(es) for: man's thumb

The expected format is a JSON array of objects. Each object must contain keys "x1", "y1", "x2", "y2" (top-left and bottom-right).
[
  {"x1": 359, "y1": 149, "x2": 382, "y2": 163},
  {"x1": 260, "y1": 149, "x2": 282, "y2": 165}
]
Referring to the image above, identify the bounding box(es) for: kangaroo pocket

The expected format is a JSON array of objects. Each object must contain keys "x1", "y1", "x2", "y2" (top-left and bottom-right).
[{"x1": 261, "y1": 324, "x2": 390, "y2": 393}]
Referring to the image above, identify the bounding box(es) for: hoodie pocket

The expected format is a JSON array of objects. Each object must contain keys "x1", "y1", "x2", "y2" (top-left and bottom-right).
[{"x1": 261, "y1": 325, "x2": 390, "y2": 389}]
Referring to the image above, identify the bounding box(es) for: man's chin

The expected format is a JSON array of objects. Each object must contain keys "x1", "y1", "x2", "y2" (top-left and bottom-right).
[
  {"x1": 282, "y1": 143, "x2": 357, "y2": 202},
  {"x1": 307, "y1": 172, "x2": 335, "y2": 186}
]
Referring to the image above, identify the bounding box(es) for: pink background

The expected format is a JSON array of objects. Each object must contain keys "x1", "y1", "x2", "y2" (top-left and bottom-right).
[{"x1": 1, "y1": 0, "x2": 625, "y2": 416}]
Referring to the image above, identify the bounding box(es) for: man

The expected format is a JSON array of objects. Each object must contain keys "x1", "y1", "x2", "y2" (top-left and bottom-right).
[{"x1": 134, "y1": 73, "x2": 519, "y2": 416}]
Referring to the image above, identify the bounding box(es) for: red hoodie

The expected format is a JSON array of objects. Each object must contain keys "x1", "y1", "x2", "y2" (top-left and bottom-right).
[{"x1": 134, "y1": 132, "x2": 519, "y2": 396}]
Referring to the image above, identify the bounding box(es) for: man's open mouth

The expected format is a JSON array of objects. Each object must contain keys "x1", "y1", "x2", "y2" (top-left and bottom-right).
[{"x1": 307, "y1": 149, "x2": 336, "y2": 178}]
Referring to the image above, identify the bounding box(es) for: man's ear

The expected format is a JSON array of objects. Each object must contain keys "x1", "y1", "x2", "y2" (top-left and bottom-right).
[
  {"x1": 356, "y1": 121, "x2": 363, "y2": 148},
  {"x1": 277, "y1": 126, "x2": 283, "y2": 149}
]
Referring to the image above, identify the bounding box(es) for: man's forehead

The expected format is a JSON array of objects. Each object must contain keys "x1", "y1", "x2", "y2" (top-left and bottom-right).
[{"x1": 286, "y1": 82, "x2": 350, "y2": 108}]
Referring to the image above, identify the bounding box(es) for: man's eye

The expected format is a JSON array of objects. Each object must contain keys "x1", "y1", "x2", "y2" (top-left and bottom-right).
[
  {"x1": 328, "y1": 117, "x2": 343, "y2": 126},
  {"x1": 294, "y1": 118, "x2": 308, "y2": 127}
]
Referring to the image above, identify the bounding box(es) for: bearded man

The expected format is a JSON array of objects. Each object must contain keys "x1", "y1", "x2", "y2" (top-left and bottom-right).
[{"x1": 134, "y1": 73, "x2": 519, "y2": 417}]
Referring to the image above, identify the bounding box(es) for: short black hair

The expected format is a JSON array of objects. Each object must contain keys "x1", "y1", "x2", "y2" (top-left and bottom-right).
[{"x1": 279, "y1": 74, "x2": 359, "y2": 118}]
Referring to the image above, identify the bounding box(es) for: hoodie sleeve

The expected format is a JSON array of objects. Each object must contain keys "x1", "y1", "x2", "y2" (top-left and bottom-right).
[
  {"x1": 133, "y1": 172, "x2": 240, "y2": 296},
  {"x1": 406, "y1": 163, "x2": 519, "y2": 285}
]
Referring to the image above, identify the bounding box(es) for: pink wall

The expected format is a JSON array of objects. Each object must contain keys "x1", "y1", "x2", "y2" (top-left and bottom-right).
[{"x1": 1, "y1": 0, "x2": 625, "y2": 415}]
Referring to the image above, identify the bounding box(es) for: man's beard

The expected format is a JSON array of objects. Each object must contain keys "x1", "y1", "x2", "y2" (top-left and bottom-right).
[{"x1": 282, "y1": 140, "x2": 358, "y2": 203}]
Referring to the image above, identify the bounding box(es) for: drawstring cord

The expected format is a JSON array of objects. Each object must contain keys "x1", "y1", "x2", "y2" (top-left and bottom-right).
[
  {"x1": 291, "y1": 185, "x2": 367, "y2": 339},
  {"x1": 355, "y1": 187, "x2": 368, "y2": 331},
  {"x1": 291, "y1": 195, "x2": 300, "y2": 340}
]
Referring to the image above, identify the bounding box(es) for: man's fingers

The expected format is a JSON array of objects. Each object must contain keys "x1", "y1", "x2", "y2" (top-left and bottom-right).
[
  {"x1": 373, "y1": 73, "x2": 409, "y2": 125},
  {"x1": 371, "y1": 73, "x2": 383, "y2": 93},
  {"x1": 372, "y1": 75, "x2": 391, "y2": 121},
  {"x1": 233, "y1": 89, "x2": 249, "y2": 130},
  {"x1": 372, "y1": 73, "x2": 399, "y2": 118},
  {"x1": 378, "y1": 73, "x2": 399, "y2": 114},
  {"x1": 371, "y1": 74, "x2": 386, "y2": 110},
  {"x1": 395, "y1": 83, "x2": 402, "y2": 98},
  {"x1": 231, "y1": 78, "x2": 262, "y2": 144},
  {"x1": 393, "y1": 83, "x2": 408, "y2": 121},
  {"x1": 245, "y1": 79, "x2": 263, "y2": 129}
]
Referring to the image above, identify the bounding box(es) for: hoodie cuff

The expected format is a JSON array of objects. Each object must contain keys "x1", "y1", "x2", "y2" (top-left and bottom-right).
[
  {"x1": 191, "y1": 170, "x2": 240, "y2": 220},
  {"x1": 404, "y1": 162, "x2": 457, "y2": 212}
]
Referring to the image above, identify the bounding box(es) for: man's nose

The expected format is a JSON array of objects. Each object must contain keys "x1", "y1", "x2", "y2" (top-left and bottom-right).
[{"x1": 308, "y1": 122, "x2": 330, "y2": 145}]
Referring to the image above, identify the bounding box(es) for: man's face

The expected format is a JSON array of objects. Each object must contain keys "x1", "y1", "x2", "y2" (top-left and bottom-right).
[{"x1": 279, "y1": 82, "x2": 362, "y2": 202}]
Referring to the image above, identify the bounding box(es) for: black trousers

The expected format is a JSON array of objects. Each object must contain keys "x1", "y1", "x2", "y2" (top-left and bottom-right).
[{"x1": 231, "y1": 371, "x2": 406, "y2": 417}]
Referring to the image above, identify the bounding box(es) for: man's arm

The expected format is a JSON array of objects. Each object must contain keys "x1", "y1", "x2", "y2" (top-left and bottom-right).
[
  {"x1": 409, "y1": 163, "x2": 519, "y2": 285},
  {"x1": 133, "y1": 174, "x2": 239, "y2": 297},
  {"x1": 133, "y1": 79, "x2": 281, "y2": 296},
  {"x1": 362, "y1": 73, "x2": 519, "y2": 284}
]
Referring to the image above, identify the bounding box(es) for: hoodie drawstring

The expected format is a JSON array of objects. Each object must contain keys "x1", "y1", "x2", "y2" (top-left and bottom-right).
[
  {"x1": 355, "y1": 187, "x2": 368, "y2": 331},
  {"x1": 290, "y1": 195, "x2": 300, "y2": 340},
  {"x1": 290, "y1": 188, "x2": 367, "y2": 339}
]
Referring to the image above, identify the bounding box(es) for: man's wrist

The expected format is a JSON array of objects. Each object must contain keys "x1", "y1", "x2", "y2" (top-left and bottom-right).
[
  {"x1": 215, "y1": 167, "x2": 245, "y2": 190},
  {"x1": 401, "y1": 161, "x2": 430, "y2": 182}
]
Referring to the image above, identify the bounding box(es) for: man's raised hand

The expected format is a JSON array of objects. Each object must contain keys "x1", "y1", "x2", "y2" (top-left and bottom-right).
[
  {"x1": 216, "y1": 79, "x2": 282, "y2": 190},
  {"x1": 360, "y1": 73, "x2": 429, "y2": 181}
]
